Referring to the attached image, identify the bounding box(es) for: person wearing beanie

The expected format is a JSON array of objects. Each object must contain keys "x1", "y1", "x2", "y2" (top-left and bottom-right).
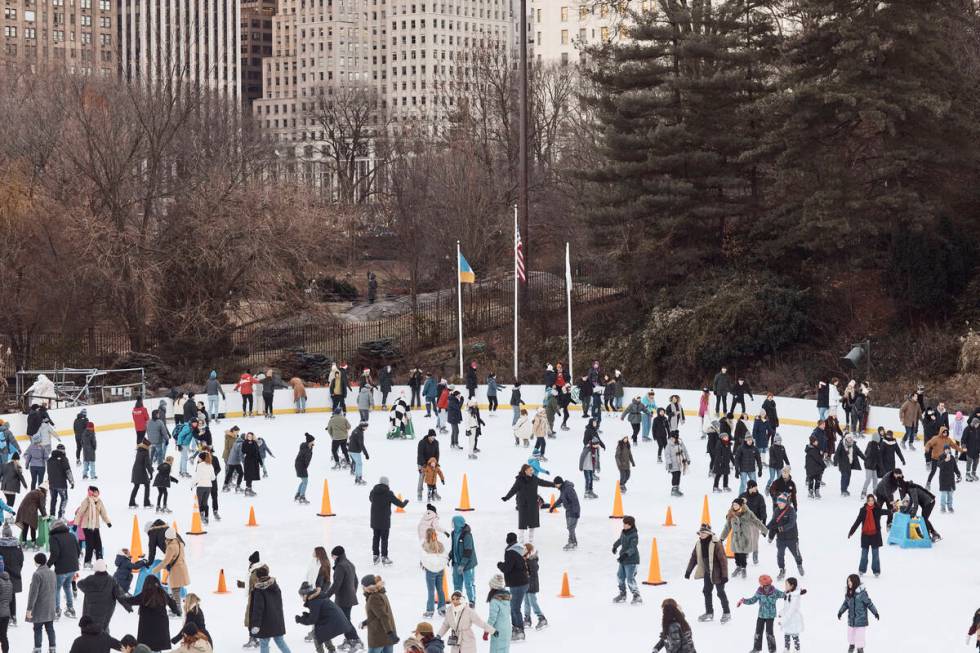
[
  {"x1": 766, "y1": 494, "x2": 804, "y2": 579},
  {"x1": 327, "y1": 408, "x2": 353, "y2": 471},
  {"x1": 45, "y1": 442, "x2": 73, "y2": 519},
  {"x1": 240, "y1": 553, "x2": 268, "y2": 649},
  {"x1": 369, "y1": 478, "x2": 409, "y2": 565},
  {"x1": 0, "y1": 521, "x2": 23, "y2": 628},
  {"x1": 156, "y1": 528, "x2": 189, "y2": 615},
  {"x1": 495, "y1": 532, "x2": 529, "y2": 641},
  {"x1": 72, "y1": 409, "x2": 88, "y2": 466},
  {"x1": 359, "y1": 574, "x2": 397, "y2": 651},
  {"x1": 14, "y1": 482, "x2": 47, "y2": 548},
  {"x1": 417, "y1": 504, "x2": 446, "y2": 544},
  {"x1": 549, "y1": 476, "x2": 581, "y2": 550},
  {"x1": 422, "y1": 374, "x2": 438, "y2": 419},
  {"x1": 46, "y1": 517, "x2": 80, "y2": 619},
  {"x1": 356, "y1": 382, "x2": 374, "y2": 424},
  {"x1": 71, "y1": 613, "x2": 127, "y2": 653},
  {"x1": 294, "y1": 433, "x2": 315, "y2": 504},
  {"x1": 80, "y1": 421, "x2": 98, "y2": 480},
  {"x1": 113, "y1": 547, "x2": 149, "y2": 595},
  {"x1": 719, "y1": 498, "x2": 768, "y2": 579},
  {"x1": 347, "y1": 422, "x2": 370, "y2": 487},
  {"x1": 296, "y1": 579, "x2": 357, "y2": 653},
  {"x1": 738, "y1": 480, "x2": 768, "y2": 565},
  {"x1": 324, "y1": 546, "x2": 363, "y2": 649},
  {"x1": 737, "y1": 574, "x2": 785, "y2": 653},
  {"x1": 766, "y1": 434, "x2": 790, "y2": 492},
  {"x1": 416, "y1": 431, "x2": 440, "y2": 501},
  {"x1": 0, "y1": 451, "x2": 27, "y2": 509},
  {"x1": 22, "y1": 436, "x2": 49, "y2": 491},
  {"x1": 611, "y1": 515, "x2": 641, "y2": 606},
  {"x1": 485, "y1": 575, "x2": 512, "y2": 652},
  {"x1": 26, "y1": 551, "x2": 57, "y2": 650},
  {"x1": 129, "y1": 438, "x2": 154, "y2": 509},
  {"x1": 684, "y1": 524, "x2": 731, "y2": 623}
]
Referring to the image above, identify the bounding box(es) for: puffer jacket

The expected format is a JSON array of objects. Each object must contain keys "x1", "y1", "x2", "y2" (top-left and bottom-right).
[
  {"x1": 742, "y1": 585, "x2": 785, "y2": 619},
  {"x1": 837, "y1": 586, "x2": 879, "y2": 627},
  {"x1": 612, "y1": 527, "x2": 639, "y2": 565},
  {"x1": 652, "y1": 621, "x2": 696, "y2": 653}
]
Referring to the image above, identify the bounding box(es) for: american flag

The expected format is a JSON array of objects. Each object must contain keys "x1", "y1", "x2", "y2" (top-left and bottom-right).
[{"x1": 515, "y1": 224, "x2": 527, "y2": 283}]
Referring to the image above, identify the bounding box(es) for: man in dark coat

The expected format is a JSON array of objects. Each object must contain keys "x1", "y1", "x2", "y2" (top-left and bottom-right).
[
  {"x1": 0, "y1": 523, "x2": 24, "y2": 625},
  {"x1": 324, "y1": 545, "x2": 362, "y2": 649},
  {"x1": 241, "y1": 434, "x2": 262, "y2": 495},
  {"x1": 874, "y1": 468, "x2": 905, "y2": 523},
  {"x1": 900, "y1": 480, "x2": 941, "y2": 541},
  {"x1": 145, "y1": 519, "x2": 169, "y2": 564},
  {"x1": 501, "y1": 465, "x2": 555, "y2": 541},
  {"x1": 297, "y1": 582, "x2": 357, "y2": 651},
  {"x1": 549, "y1": 476, "x2": 581, "y2": 550},
  {"x1": 734, "y1": 435, "x2": 763, "y2": 495},
  {"x1": 369, "y1": 478, "x2": 409, "y2": 564},
  {"x1": 72, "y1": 410, "x2": 88, "y2": 466},
  {"x1": 446, "y1": 392, "x2": 463, "y2": 449},
  {"x1": 766, "y1": 494, "x2": 803, "y2": 578},
  {"x1": 464, "y1": 361, "x2": 478, "y2": 399},
  {"x1": 77, "y1": 559, "x2": 132, "y2": 630},
  {"x1": 738, "y1": 479, "x2": 768, "y2": 558},
  {"x1": 46, "y1": 444, "x2": 74, "y2": 518},
  {"x1": 416, "y1": 431, "x2": 440, "y2": 500},
  {"x1": 497, "y1": 532, "x2": 529, "y2": 639},
  {"x1": 70, "y1": 614, "x2": 124, "y2": 652},
  {"x1": 294, "y1": 434, "x2": 314, "y2": 503},
  {"x1": 46, "y1": 518, "x2": 80, "y2": 618},
  {"x1": 249, "y1": 566, "x2": 287, "y2": 647}
]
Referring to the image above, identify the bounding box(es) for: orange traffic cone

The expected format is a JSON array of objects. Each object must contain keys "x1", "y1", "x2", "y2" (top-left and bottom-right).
[
  {"x1": 186, "y1": 505, "x2": 207, "y2": 536},
  {"x1": 609, "y1": 483, "x2": 624, "y2": 519},
  {"x1": 641, "y1": 538, "x2": 667, "y2": 586},
  {"x1": 724, "y1": 529, "x2": 735, "y2": 559},
  {"x1": 557, "y1": 571, "x2": 574, "y2": 598},
  {"x1": 548, "y1": 493, "x2": 558, "y2": 512},
  {"x1": 455, "y1": 474, "x2": 475, "y2": 512},
  {"x1": 246, "y1": 506, "x2": 258, "y2": 527},
  {"x1": 701, "y1": 494, "x2": 711, "y2": 526},
  {"x1": 663, "y1": 506, "x2": 676, "y2": 527},
  {"x1": 160, "y1": 568, "x2": 169, "y2": 585},
  {"x1": 172, "y1": 520, "x2": 178, "y2": 532},
  {"x1": 396, "y1": 494, "x2": 406, "y2": 514},
  {"x1": 317, "y1": 479, "x2": 336, "y2": 517},
  {"x1": 130, "y1": 516, "x2": 144, "y2": 565},
  {"x1": 215, "y1": 569, "x2": 230, "y2": 594},
  {"x1": 442, "y1": 570, "x2": 450, "y2": 599}
]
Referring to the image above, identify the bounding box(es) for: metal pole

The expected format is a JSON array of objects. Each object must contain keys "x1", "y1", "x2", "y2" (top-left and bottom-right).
[
  {"x1": 518, "y1": 0, "x2": 529, "y2": 316},
  {"x1": 565, "y1": 242, "x2": 573, "y2": 380},
  {"x1": 457, "y1": 241, "x2": 464, "y2": 380},
  {"x1": 513, "y1": 204, "x2": 519, "y2": 381}
]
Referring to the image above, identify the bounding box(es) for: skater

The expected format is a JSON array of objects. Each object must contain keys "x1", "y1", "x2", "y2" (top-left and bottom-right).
[
  {"x1": 766, "y1": 494, "x2": 804, "y2": 579},
  {"x1": 45, "y1": 517, "x2": 79, "y2": 619},
  {"x1": 75, "y1": 486, "x2": 112, "y2": 566},
  {"x1": 762, "y1": 393, "x2": 779, "y2": 429},
  {"x1": 249, "y1": 565, "x2": 290, "y2": 653},
  {"x1": 667, "y1": 394, "x2": 685, "y2": 437},
  {"x1": 803, "y1": 436, "x2": 826, "y2": 499},
  {"x1": 713, "y1": 366, "x2": 733, "y2": 416},
  {"x1": 241, "y1": 432, "x2": 262, "y2": 496},
  {"x1": 192, "y1": 451, "x2": 216, "y2": 523},
  {"x1": 324, "y1": 546, "x2": 363, "y2": 651},
  {"x1": 642, "y1": 390, "x2": 658, "y2": 440},
  {"x1": 420, "y1": 528, "x2": 447, "y2": 618},
  {"x1": 739, "y1": 480, "x2": 768, "y2": 564},
  {"x1": 521, "y1": 544, "x2": 547, "y2": 630},
  {"x1": 417, "y1": 504, "x2": 446, "y2": 544},
  {"x1": 665, "y1": 432, "x2": 690, "y2": 497},
  {"x1": 577, "y1": 375, "x2": 593, "y2": 418},
  {"x1": 0, "y1": 524, "x2": 22, "y2": 628},
  {"x1": 898, "y1": 478, "x2": 941, "y2": 541},
  {"x1": 899, "y1": 393, "x2": 921, "y2": 450},
  {"x1": 683, "y1": 524, "x2": 731, "y2": 623},
  {"x1": 620, "y1": 396, "x2": 649, "y2": 445},
  {"x1": 416, "y1": 430, "x2": 440, "y2": 500},
  {"x1": 530, "y1": 409, "x2": 548, "y2": 459},
  {"x1": 486, "y1": 575, "x2": 512, "y2": 653},
  {"x1": 146, "y1": 409, "x2": 171, "y2": 466},
  {"x1": 651, "y1": 598, "x2": 696, "y2": 653},
  {"x1": 962, "y1": 417, "x2": 980, "y2": 481},
  {"x1": 296, "y1": 580, "x2": 355, "y2": 653},
  {"x1": 203, "y1": 371, "x2": 224, "y2": 424},
  {"x1": 465, "y1": 399, "x2": 485, "y2": 459},
  {"x1": 422, "y1": 457, "x2": 446, "y2": 502},
  {"x1": 834, "y1": 435, "x2": 866, "y2": 497},
  {"x1": 80, "y1": 421, "x2": 98, "y2": 480},
  {"x1": 449, "y1": 516, "x2": 478, "y2": 606},
  {"x1": 124, "y1": 574, "x2": 180, "y2": 651},
  {"x1": 174, "y1": 418, "x2": 199, "y2": 478},
  {"x1": 328, "y1": 408, "x2": 352, "y2": 470},
  {"x1": 735, "y1": 434, "x2": 763, "y2": 495},
  {"x1": 260, "y1": 369, "x2": 288, "y2": 419},
  {"x1": 967, "y1": 608, "x2": 980, "y2": 649},
  {"x1": 736, "y1": 574, "x2": 783, "y2": 653},
  {"x1": 766, "y1": 435, "x2": 790, "y2": 491},
  {"x1": 509, "y1": 383, "x2": 525, "y2": 427},
  {"x1": 447, "y1": 390, "x2": 463, "y2": 449},
  {"x1": 937, "y1": 446, "x2": 962, "y2": 512},
  {"x1": 753, "y1": 411, "x2": 773, "y2": 456},
  {"x1": 767, "y1": 467, "x2": 798, "y2": 512},
  {"x1": 294, "y1": 433, "x2": 315, "y2": 503},
  {"x1": 437, "y1": 590, "x2": 495, "y2": 652},
  {"x1": 719, "y1": 498, "x2": 768, "y2": 578},
  {"x1": 549, "y1": 476, "x2": 580, "y2": 550},
  {"x1": 409, "y1": 366, "x2": 424, "y2": 409},
  {"x1": 500, "y1": 464, "x2": 555, "y2": 543},
  {"x1": 557, "y1": 384, "x2": 575, "y2": 430},
  {"x1": 290, "y1": 376, "x2": 308, "y2": 413},
  {"x1": 153, "y1": 455, "x2": 178, "y2": 513},
  {"x1": 234, "y1": 372, "x2": 258, "y2": 416},
  {"x1": 15, "y1": 483, "x2": 46, "y2": 548},
  {"x1": 359, "y1": 574, "x2": 398, "y2": 653},
  {"x1": 878, "y1": 430, "x2": 905, "y2": 476},
  {"x1": 348, "y1": 422, "x2": 369, "y2": 486},
  {"x1": 44, "y1": 443, "x2": 71, "y2": 518},
  {"x1": 732, "y1": 377, "x2": 753, "y2": 416},
  {"x1": 356, "y1": 384, "x2": 374, "y2": 424},
  {"x1": 131, "y1": 396, "x2": 150, "y2": 445},
  {"x1": 860, "y1": 431, "x2": 883, "y2": 497},
  {"x1": 23, "y1": 439, "x2": 48, "y2": 490},
  {"x1": 924, "y1": 426, "x2": 964, "y2": 488},
  {"x1": 513, "y1": 409, "x2": 532, "y2": 448},
  {"x1": 369, "y1": 477, "x2": 409, "y2": 565},
  {"x1": 77, "y1": 559, "x2": 131, "y2": 632},
  {"x1": 579, "y1": 437, "x2": 601, "y2": 500},
  {"x1": 496, "y1": 532, "x2": 529, "y2": 641},
  {"x1": 837, "y1": 574, "x2": 879, "y2": 653},
  {"x1": 712, "y1": 433, "x2": 736, "y2": 493},
  {"x1": 158, "y1": 527, "x2": 190, "y2": 613},
  {"x1": 543, "y1": 388, "x2": 559, "y2": 436},
  {"x1": 465, "y1": 360, "x2": 478, "y2": 399},
  {"x1": 651, "y1": 408, "x2": 670, "y2": 459},
  {"x1": 778, "y1": 577, "x2": 804, "y2": 653},
  {"x1": 72, "y1": 409, "x2": 87, "y2": 466},
  {"x1": 112, "y1": 548, "x2": 148, "y2": 594},
  {"x1": 129, "y1": 439, "x2": 153, "y2": 508},
  {"x1": 611, "y1": 515, "x2": 641, "y2": 605},
  {"x1": 615, "y1": 436, "x2": 635, "y2": 493},
  {"x1": 486, "y1": 373, "x2": 505, "y2": 415},
  {"x1": 25, "y1": 552, "x2": 57, "y2": 652},
  {"x1": 435, "y1": 381, "x2": 450, "y2": 433},
  {"x1": 847, "y1": 495, "x2": 886, "y2": 577},
  {"x1": 422, "y1": 373, "x2": 438, "y2": 418}
]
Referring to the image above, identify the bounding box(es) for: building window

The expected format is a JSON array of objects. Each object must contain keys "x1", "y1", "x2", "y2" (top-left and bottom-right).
[
  {"x1": 599, "y1": 3, "x2": 608, "y2": 18},
  {"x1": 81, "y1": 15, "x2": 91, "y2": 26},
  {"x1": 560, "y1": 29, "x2": 568, "y2": 45},
  {"x1": 2, "y1": 8, "x2": 14, "y2": 19},
  {"x1": 3, "y1": 26, "x2": 16, "y2": 37},
  {"x1": 99, "y1": 33, "x2": 109, "y2": 45},
  {"x1": 99, "y1": 16, "x2": 109, "y2": 28},
  {"x1": 578, "y1": 28, "x2": 585, "y2": 41},
  {"x1": 25, "y1": 27, "x2": 36, "y2": 39},
  {"x1": 579, "y1": 5, "x2": 588, "y2": 20},
  {"x1": 600, "y1": 26, "x2": 609, "y2": 42},
  {"x1": 561, "y1": 52, "x2": 569, "y2": 66},
  {"x1": 99, "y1": 0, "x2": 109, "y2": 9},
  {"x1": 81, "y1": 0, "x2": 91, "y2": 8},
  {"x1": 560, "y1": 6, "x2": 567, "y2": 21},
  {"x1": 81, "y1": 31, "x2": 91, "y2": 44}
]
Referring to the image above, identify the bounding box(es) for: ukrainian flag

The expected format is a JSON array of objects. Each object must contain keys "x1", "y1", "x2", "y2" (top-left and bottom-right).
[{"x1": 458, "y1": 252, "x2": 475, "y2": 283}]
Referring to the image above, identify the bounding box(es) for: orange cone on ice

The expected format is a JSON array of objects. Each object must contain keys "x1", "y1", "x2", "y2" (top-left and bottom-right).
[
  {"x1": 455, "y1": 474, "x2": 475, "y2": 512},
  {"x1": 642, "y1": 538, "x2": 667, "y2": 586},
  {"x1": 129, "y1": 516, "x2": 144, "y2": 565},
  {"x1": 186, "y1": 505, "x2": 207, "y2": 536},
  {"x1": 396, "y1": 494, "x2": 406, "y2": 513},
  {"x1": 442, "y1": 570, "x2": 450, "y2": 599},
  {"x1": 701, "y1": 495, "x2": 711, "y2": 526},
  {"x1": 246, "y1": 506, "x2": 258, "y2": 527},
  {"x1": 215, "y1": 569, "x2": 230, "y2": 594},
  {"x1": 663, "y1": 506, "x2": 676, "y2": 527},
  {"x1": 724, "y1": 529, "x2": 735, "y2": 559},
  {"x1": 609, "y1": 483, "x2": 624, "y2": 519},
  {"x1": 317, "y1": 479, "x2": 336, "y2": 517},
  {"x1": 557, "y1": 571, "x2": 574, "y2": 598}
]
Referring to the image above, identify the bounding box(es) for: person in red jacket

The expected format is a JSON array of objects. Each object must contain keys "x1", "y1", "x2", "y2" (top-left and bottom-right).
[
  {"x1": 132, "y1": 398, "x2": 150, "y2": 446},
  {"x1": 234, "y1": 372, "x2": 257, "y2": 417},
  {"x1": 435, "y1": 381, "x2": 450, "y2": 434}
]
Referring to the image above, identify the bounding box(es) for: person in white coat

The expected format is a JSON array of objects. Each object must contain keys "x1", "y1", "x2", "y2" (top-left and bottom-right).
[
  {"x1": 513, "y1": 409, "x2": 532, "y2": 448},
  {"x1": 191, "y1": 451, "x2": 217, "y2": 524},
  {"x1": 417, "y1": 504, "x2": 446, "y2": 543},
  {"x1": 778, "y1": 577, "x2": 805, "y2": 652},
  {"x1": 420, "y1": 528, "x2": 448, "y2": 618},
  {"x1": 828, "y1": 378, "x2": 841, "y2": 421},
  {"x1": 25, "y1": 374, "x2": 56, "y2": 408},
  {"x1": 437, "y1": 590, "x2": 495, "y2": 653}
]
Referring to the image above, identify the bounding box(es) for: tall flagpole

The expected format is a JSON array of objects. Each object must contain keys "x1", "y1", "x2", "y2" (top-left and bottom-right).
[
  {"x1": 457, "y1": 240, "x2": 464, "y2": 380},
  {"x1": 565, "y1": 242, "x2": 573, "y2": 380},
  {"x1": 513, "y1": 205, "x2": 519, "y2": 381}
]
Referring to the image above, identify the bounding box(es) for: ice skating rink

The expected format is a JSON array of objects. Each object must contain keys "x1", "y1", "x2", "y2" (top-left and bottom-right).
[{"x1": 5, "y1": 386, "x2": 976, "y2": 652}]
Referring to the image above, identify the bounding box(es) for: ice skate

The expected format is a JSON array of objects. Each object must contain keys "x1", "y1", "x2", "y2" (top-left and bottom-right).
[
  {"x1": 613, "y1": 590, "x2": 627, "y2": 603},
  {"x1": 512, "y1": 628, "x2": 525, "y2": 641},
  {"x1": 631, "y1": 592, "x2": 642, "y2": 605},
  {"x1": 213, "y1": 510, "x2": 222, "y2": 521},
  {"x1": 244, "y1": 488, "x2": 256, "y2": 497},
  {"x1": 777, "y1": 568, "x2": 785, "y2": 580},
  {"x1": 697, "y1": 612, "x2": 714, "y2": 622},
  {"x1": 720, "y1": 612, "x2": 732, "y2": 624},
  {"x1": 620, "y1": 485, "x2": 627, "y2": 494},
  {"x1": 381, "y1": 556, "x2": 393, "y2": 566},
  {"x1": 243, "y1": 637, "x2": 260, "y2": 648},
  {"x1": 65, "y1": 607, "x2": 76, "y2": 618},
  {"x1": 424, "y1": 611, "x2": 435, "y2": 619},
  {"x1": 562, "y1": 542, "x2": 576, "y2": 551},
  {"x1": 523, "y1": 615, "x2": 532, "y2": 628}
]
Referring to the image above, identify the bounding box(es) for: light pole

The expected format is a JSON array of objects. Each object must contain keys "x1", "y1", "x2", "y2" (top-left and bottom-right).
[{"x1": 518, "y1": 0, "x2": 530, "y2": 322}]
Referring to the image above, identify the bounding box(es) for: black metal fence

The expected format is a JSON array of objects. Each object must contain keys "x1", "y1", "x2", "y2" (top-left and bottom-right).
[{"x1": 1, "y1": 273, "x2": 622, "y2": 376}]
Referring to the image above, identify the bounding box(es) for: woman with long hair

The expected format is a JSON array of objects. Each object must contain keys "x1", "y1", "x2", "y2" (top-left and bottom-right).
[
  {"x1": 420, "y1": 528, "x2": 446, "y2": 618},
  {"x1": 837, "y1": 574, "x2": 880, "y2": 653},
  {"x1": 170, "y1": 593, "x2": 212, "y2": 647},
  {"x1": 171, "y1": 622, "x2": 214, "y2": 652},
  {"x1": 652, "y1": 598, "x2": 695, "y2": 652},
  {"x1": 192, "y1": 451, "x2": 216, "y2": 524},
  {"x1": 124, "y1": 573, "x2": 179, "y2": 651}
]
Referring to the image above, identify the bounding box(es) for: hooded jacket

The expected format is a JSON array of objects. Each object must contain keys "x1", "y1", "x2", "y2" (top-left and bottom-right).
[
  {"x1": 78, "y1": 571, "x2": 130, "y2": 629},
  {"x1": 250, "y1": 575, "x2": 287, "y2": 638},
  {"x1": 450, "y1": 516, "x2": 477, "y2": 570},
  {"x1": 46, "y1": 448, "x2": 74, "y2": 490},
  {"x1": 497, "y1": 542, "x2": 529, "y2": 587},
  {"x1": 47, "y1": 520, "x2": 80, "y2": 574}
]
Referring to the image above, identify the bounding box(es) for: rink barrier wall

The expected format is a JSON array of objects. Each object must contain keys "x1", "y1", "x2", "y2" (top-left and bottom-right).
[{"x1": 2, "y1": 384, "x2": 917, "y2": 442}]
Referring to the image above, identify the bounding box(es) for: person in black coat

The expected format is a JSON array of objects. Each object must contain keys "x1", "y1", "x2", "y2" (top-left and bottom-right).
[
  {"x1": 0, "y1": 524, "x2": 24, "y2": 625},
  {"x1": 712, "y1": 434, "x2": 736, "y2": 492},
  {"x1": 803, "y1": 437, "x2": 827, "y2": 499},
  {"x1": 72, "y1": 411, "x2": 88, "y2": 466},
  {"x1": 416, "y1": 430, "x2": 440, "y2": 500},
  {"x1": 734, "y1": 436, "x2": 763, "y2": 495},
  {"x1": 765, "y1": 434, "x2": 790, "y2": 492},
  {"x1": 878, "y1": 430, "x2": 906, "y2": 475},
  {"x1": 297, "y1": 582, "x2": 357, "y2": 651},
  {"x1": 464, "y1": 361, "x2": 478, "y2": 399},
  {"x1": 369, "y1": 478, "x2": 409, "y2": 564},
  {"x1": 936, "y1": 448, "x2": 962, "y2": 513},
  {"x1": 46, "y1": 444, "x2": 74, "y2": 518},
  {"x1": 70, "y1": 614, "x2": 124, "y2": 653},
  {"x1": 46, "y1": 518, "x2": 80, "y2": 616},
  {"x1": 577, "y1": 377, "x2": 594, "y2": 417},
  {"x1": 446, "y1": 391, "x2": 464, "y2": 449},
  {"x1": 761, "y1": 393, "x2": 779, "y2": 429},
  {"x1": 124, "y1": 573, "x2": 178, "y2": 651},
  {"x1": 78, "y1": 559, "x2": 133, "y2": 631},
  {"x1": 767, "y1": 468, "x2": 798, "y2": 512},
  {"x1": 900, "y1": 480, "x2": 940, "y2": 541},
  {"x1": 129, "y1": 440, "x2": 153, "y2": 508},
  {"x1": 249, "y1": 566, "x2": 287, "y2": 645},
  {"x1": 241, "y1": 433, "x2": 262, "y2": 495},
  {"x1": 324, "y1": 546, "x2": 362, "y2": 648},
  {"x1": 496, "y1": 532, "x2": 530, "y2": 636},
  {"x1": 862, "y1": 431, "x2": 884, "y2": 497},
  {"x1": 294, "y1": 434, "x2": 315, "y2": 503},
  {"x1": 145, "y1": 519, "x2": 169, "y2": 564},
  {"x1": 833, "y1": 435, "x2": 866, "y2": 497},
  {"x1": 847, "y1": 495, "x2": 886, "y2": 576},
  {"x1": 501, "y1": 464, "x2": 556, "y2": 541}
]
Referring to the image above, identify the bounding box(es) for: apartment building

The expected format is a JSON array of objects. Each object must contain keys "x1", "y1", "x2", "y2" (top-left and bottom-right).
[
  {"x1": 533, "y1": 0, "x2": 646, "y2": 65},
  {"x1": 241, "y1": 0, "x2": 275, "y2": 107},
  {"x1": 1, "y1": 0, "x2": 115, "y2": 75}
]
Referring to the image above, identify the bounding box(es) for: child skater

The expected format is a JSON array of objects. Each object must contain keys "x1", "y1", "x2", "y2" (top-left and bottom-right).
[
  {"x1": 837, "y1": 574, "x2": 879, "y2": 653},
  {"x1": 737, "y1": 574, "x2": 784, "y2": 653},
  {"x1": 422, "y1": 457, "x2": 445, "y2": 502},
  {"x1": 778, "y1": 577, "x2": 805, "y2": 652}
]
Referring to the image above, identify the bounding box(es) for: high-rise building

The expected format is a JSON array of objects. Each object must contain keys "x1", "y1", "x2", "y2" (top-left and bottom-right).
[
  {"x1": 1, "y1": 0, "x2": 116, "y2": 75},
  {"x1": 118, "y1": 0, "x2": 241, "y2": 98},
  {"x1": 241, "y1": 0, "x2": 276, "y2": 108},
  {"x1": 532, "y1": 0, "x2": 645, "y2": 65}
]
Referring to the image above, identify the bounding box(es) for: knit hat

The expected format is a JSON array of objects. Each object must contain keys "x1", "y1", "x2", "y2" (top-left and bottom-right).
[
  {"x1": 379, "y1": 476, "x2": 390, "y2": 486},
  {"x1": 506, "y1": 532, "x2": 518, "y2": 545},
  {"x1": 93, "y1": 559, "x2": 107, "y2": 573},
  {"x1": 759, "y1": 574, "x2": 773, "y2": 587},
  {"x1": 426, "y1": 503, "x2": 437, "y2": 514},
  {"x1": 426, "y1": 429, "x2": 437, "y2": 438},
  {"x1": 255, "y1": 566, "x2": 269, "y2": 579},
  {"x1": 304, "y1": 433, "x2": 315, "y2": 443},
  {"x1": 10, "y1": 453, "x2": 18, "y2": 461},
  {"x1": 414, "y1": 622, "x2": 434, "y2": 636},
  {"x1": 1, "y1": 523, "x2": 10, "y2": 538},
  {"x1": 361, "y1": 574, "x2": 377, "y2": 588},
  {"x1": 773, "y1": 434, "x2": 782, "y2": 444},
  {"x1": 776, "y1": 493, "x2": 789, "y2": 505},
  {"x1": 746, "y1": 480, "x2": 758, "y2": 490},
  {"x1": 249, "y1": 551, "x2": 261, "y2": 565},
  {"x1": 330, "y1": 546, "x2": 345, "y2": 557},
  {"x1": 698, "y1": 523, "x2": 713, "y2": 536},
  {"x1": 553, "y1": 476, "x2": 564, "y2": 485},
  {"x1": 298, "y1": 582, "x2": 317, "y2": 597},
  {"x1": 56, "y1": 443, "x2": 65, "y2": 451},
  {"x1": 489, "y1": 574, "x2": 506, "y2": 590},
  {"x1": 165, "y1": 527, "x2": 177, "y2": 540}
]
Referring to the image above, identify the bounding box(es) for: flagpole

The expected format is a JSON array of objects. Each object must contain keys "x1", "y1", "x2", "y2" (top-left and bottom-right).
[
  {"x1": 513, "y1": 204, "x2": 519, "y2": 381},
  {"x1": 457, "y1": 240, "x2": 464, "y2": 380},
  {"x1": 565, "y1": 242, "x2": 573, "y2": 380}
]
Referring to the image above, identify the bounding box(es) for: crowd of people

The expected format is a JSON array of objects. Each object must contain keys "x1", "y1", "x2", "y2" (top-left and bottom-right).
[{"x1": 0, "y1": 362, "x2": 977, "y2": 653}]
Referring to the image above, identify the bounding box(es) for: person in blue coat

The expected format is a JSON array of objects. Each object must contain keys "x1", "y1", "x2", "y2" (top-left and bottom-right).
[
  {"x1": 549, "y1": 476, "x2": 580, "y2": 551},
  {"x1": 611, "y1": 515, "x2": 641, "y2": 605},
  {"x1": 752, "y1": 413, "x2": 773, "y2": 456},
  {"x1": 837, "y1": 574, "x2": 879, "y2": 652},
  {"x1": 422, "y1": 374, "x2": 438, "y2": 418},
  {"x1": 450, "y1": 516, "x2": 478, "y2": 607}
]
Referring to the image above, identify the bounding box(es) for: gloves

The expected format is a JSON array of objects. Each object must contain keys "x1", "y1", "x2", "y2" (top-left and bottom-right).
[
  {"x1": 442, "y1": 480, "x2": 446, "y2": 485},
  {"x1": 874, "y1": 613, "x2": 880, "y2": 620},
  {"x1": 611, "y1": 546, "x2": 617, "y2": 554},
  {"x1": 483, "y1": 633, "x2": 489, "y2": 641},
  {"x1": 236, "y1": 580, "x2": 246, "y2": 589},
  {"x1": 684, "y1": 573, "x2": 691, "y2": 580},
  {"x1": 736, "y1": 599, "x2": 744, "y2": 608},
  {"x1": 501, "y1": 497, "x2": 508, "y2": 502},
  {"x1": 107, "y1": 523, "x2": 112, "y2": 528},
  {"x1": 250, "y1": 627, "x2": 259, "y2": 635},
  {"x1": 295, "y1": 615, "x2": 302, "y2": 623},
  {"x1": 837, "y1": 614, "x2": 842, "y2": 620},
  {"x1": 548, "y1": 508, "x2": 555, "y2": 513}
]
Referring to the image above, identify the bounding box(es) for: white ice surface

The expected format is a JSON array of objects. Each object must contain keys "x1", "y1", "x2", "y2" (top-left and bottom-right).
[{"x1": 9, "y1": 395, "x2": 977, "y2": 652}]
